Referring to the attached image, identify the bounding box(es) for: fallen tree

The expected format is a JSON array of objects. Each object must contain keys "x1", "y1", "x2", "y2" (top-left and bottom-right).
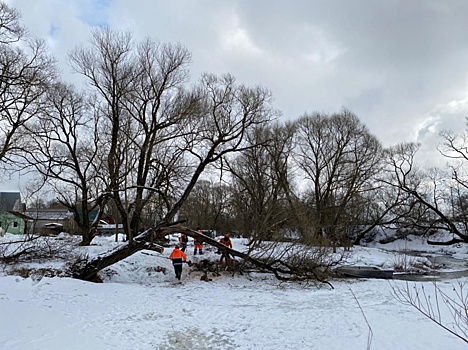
[
  {"x1": 69, "y1": 223, "x2": 335, "y2": 287},
  {"x1": 426, "y1": 237, "x2": 466, "y2": 246}
]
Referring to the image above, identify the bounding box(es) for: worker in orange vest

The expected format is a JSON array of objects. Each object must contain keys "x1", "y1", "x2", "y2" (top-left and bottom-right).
[
  {"x1": 194, "y1": 228, "x2": 204, "y2": 255},
  {"x1": 219, "y1": 233, "x2": 233, "y2": 265},
  {"x1": 168, "y1": 244, "x2": 188, "y2": 280}
]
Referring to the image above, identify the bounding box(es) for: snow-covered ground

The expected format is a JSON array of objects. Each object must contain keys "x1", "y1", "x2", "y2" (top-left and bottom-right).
[{"x1": 1, "y1": 233, "x2": 467, "y2": 349}]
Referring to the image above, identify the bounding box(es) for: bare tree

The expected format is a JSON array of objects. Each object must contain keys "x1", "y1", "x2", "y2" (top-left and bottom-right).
[
  {"x1": 383, "y1": 142, "x2": 468, "y2": 244},
  {"x1": 227, "y1": 122, "x2": 295, "y2": 246},
  {"x1": 70, "y1": 72, "x2": 276, "y2": 280},
  {"x1": 448, "y1": 185, "x2": 468, "y2": 235},
  {"x1": 437, "y1": 121, "x2": 468, "y2": 235},
  {"x1": 392, "y1": 281, "x2": 468, "y2": 344},
  {"x1": 438, "y1": 118, "x2": 468, "y2": 191},
  {"x1": 0, "y1": 8, "x2": 55, "y2": 166},
  {"x1": 0, "y1": 1, "x2": 26, "y2": 44},
  {"x1": 69, "y1": 28, "x2": 200, "y2": 241},
  {"x1": 353, "y1": 175, "x2": 414, "y2": 245},
  {"x1": 18, "y1": 82, "x2": 108, "y2": 245},
  {"x1": 178, "y1": 179, "x2": 232, "y2": 232},
  {"x1": 375, "y1": 119, "x2": 468, "y2": 245},
  {"x1": 292, "y1": 109, "x2": 383, "y2": 245}
]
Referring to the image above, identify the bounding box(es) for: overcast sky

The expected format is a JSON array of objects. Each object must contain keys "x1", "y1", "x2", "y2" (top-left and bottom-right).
[{"x1": 7, "y1": 0, "x2": 468, "y2": 168}]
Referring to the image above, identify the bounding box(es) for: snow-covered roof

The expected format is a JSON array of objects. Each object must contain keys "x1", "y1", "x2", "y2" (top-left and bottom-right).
[{"x1": 24, "y1": 209, "x2": 72, "y2": 221}]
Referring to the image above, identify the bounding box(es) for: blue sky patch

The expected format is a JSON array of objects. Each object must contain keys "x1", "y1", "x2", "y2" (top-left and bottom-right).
[
  {"x1": 79, "y1": 0, "x2": 114, "y2": 28},
  {"x1": 48, "y1": 24, "x2": 58, "y2": 37}
]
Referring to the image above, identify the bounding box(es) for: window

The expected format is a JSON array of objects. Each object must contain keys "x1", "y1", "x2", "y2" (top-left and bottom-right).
[{"x1": 13, "y1": 221, "x2": 18, "y2": 228}]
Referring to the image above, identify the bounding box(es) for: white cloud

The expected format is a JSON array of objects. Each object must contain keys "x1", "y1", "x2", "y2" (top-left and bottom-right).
[
  {"x1": 299, "y1": 25, "x2": 346, "y2": 65},
  {"x1": 221, "y1": 26, "x2": 263, "y2": 58}
]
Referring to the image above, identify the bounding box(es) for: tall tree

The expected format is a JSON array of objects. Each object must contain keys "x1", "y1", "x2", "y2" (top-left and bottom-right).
[
  {"x1": 293, "y1": 109, "x2": 382, "y2": 243},
  {"x1": 69, "y1": 28, "x2": 199, "y2": 241},
  {"x1": 19, "y1": 82, "x2": 106, "y2": 245},
  {"x1": 227, "y1": 122, "x2": 295, "y2": 246}
]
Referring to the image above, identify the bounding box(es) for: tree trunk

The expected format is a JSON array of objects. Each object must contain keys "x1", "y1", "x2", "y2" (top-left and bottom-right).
[
  {"x1": 71, "y1": 229, "x2": 163, "y2": 281},
  {"x1": 70, "y1": 224, "x2": 332, "y2": 287},
  {"x1": 427, "y1": 237, "x2": 467, "y2": 245}
]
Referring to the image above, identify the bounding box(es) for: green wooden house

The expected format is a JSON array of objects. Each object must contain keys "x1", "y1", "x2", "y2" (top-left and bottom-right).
[{"x1": 0, "y1": 192, "x2": 26, "y2": 234}]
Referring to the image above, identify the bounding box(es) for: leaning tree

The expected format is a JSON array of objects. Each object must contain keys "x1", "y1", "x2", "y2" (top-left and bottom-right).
[
  {"x1": 383, "y1": 141, "x2": 468, "y2": 245},
  {"x1": 69, "y1": 69, "x2": 278, "y2": 280}
]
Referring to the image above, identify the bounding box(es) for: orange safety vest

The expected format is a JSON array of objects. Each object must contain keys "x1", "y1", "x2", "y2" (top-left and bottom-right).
[
  {"x1": 194, "y1": 231, "x2": 203, "y2": 246},
  {"x1": 169, "y1": 247, "x2": 187, "y2": 261}
]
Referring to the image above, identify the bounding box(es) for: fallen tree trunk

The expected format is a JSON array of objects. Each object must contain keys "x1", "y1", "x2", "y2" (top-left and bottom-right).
[
  {"x1": 70, "y1": 224, "x2": 333, "y2": 287},
  {"x1": 427, "y1": 237, "x2": 466, "y2": 246},
  {"x1": 70, "y1": 229, "x2": 164, "y2": 281},
  {"x1": 174, "y1": 227, "x2": 333, "y2": 286}
]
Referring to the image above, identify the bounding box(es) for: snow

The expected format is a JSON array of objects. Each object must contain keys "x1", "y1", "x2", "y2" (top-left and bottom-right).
[{"x1": 0, "y1": 234, "x2": 467, "y2": 349}]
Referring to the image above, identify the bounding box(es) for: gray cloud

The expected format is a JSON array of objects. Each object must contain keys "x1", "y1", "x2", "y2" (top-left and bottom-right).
[{"x1": 8, "y1": 0, "x2": 468, "y2": 167}]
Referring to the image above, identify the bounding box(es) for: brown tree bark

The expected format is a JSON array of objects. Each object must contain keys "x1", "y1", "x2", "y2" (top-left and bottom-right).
[{"x1": 70, "y1": 229, "x2": 164, "y2": 281}]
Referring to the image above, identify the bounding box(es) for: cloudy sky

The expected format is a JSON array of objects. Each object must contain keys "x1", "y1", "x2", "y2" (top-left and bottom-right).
[{"x1": 7, "y1": 0, "x2": 468, "y2": 167}]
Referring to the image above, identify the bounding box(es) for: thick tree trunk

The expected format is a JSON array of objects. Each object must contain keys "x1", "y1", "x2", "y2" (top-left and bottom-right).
[
  {"x1": 70, "y1": 229, "x2": 163, "y2": 281},
  {"x1": 79, "y1": 229, "x2": 95, "y2": 247}
]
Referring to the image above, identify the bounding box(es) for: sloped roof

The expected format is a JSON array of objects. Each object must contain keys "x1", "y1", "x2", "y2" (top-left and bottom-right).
[
  {"x1": 24, "y1": 208, "x2": 72, "y2": 221},
  {"x1": 0, "y1": 192, "x2": 21, "y2": 212}
]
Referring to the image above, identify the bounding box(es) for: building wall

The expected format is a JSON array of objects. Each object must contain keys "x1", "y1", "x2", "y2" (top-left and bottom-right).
[
  {"x1": 0, "y1": 212, "x2": 25, "y2": 234},
  {"x1": 25, "y1": 209, "x2": 74, "y2": 235}
]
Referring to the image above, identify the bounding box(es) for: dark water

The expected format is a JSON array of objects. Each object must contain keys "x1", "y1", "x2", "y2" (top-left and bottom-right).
[{"x1": 392, "y1": 253, "x2": 468, "y2": 282}]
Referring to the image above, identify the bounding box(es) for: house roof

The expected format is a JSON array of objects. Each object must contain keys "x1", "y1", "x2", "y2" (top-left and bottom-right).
[
  {"x1": 0, "y1": 192, "x2": 21, "y2": 212},
  {"x1": 24, "y1": 208, "x2": 72, "y2": 221}
]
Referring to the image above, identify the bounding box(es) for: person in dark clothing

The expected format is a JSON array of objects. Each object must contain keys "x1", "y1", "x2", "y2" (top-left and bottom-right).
[
  {"x1": 168, "y1": 244, "x2": 187, "y2": 280},
  {"x1": 179, "y1": 233, "x2": 189, "y2": 252}
]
